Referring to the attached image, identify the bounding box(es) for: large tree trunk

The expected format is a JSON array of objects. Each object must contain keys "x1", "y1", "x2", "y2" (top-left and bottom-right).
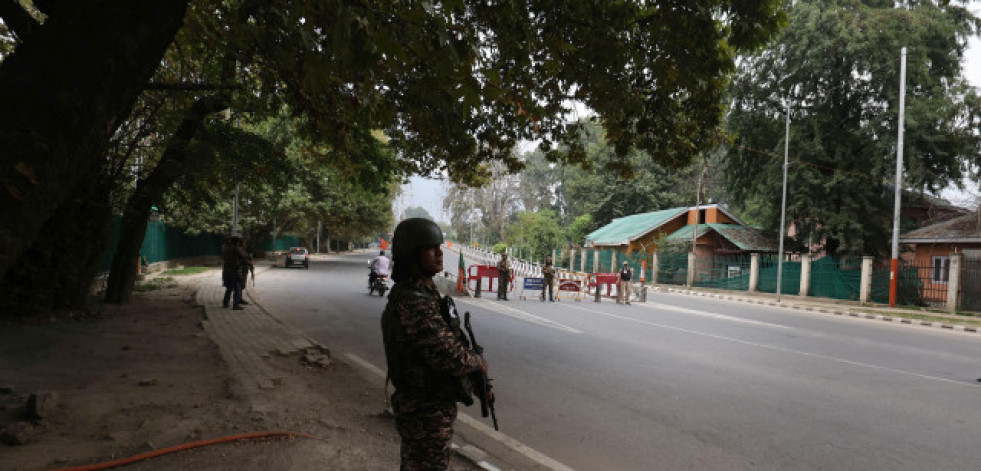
[
  {"x1": 104, "y1": 95, "x2": 228, "y2": 304},
  {"x1": 0, "y1": 166, "x2": 115, "y2": 316},
  {"x1": 0, "y1": 1, "x2": 189, "y2": 282}
]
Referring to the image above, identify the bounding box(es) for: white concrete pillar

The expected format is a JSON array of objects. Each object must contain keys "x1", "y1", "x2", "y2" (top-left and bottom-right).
[
  {"x1": 569, "y1": 249, "x2": 576, "y2": 271},
  {"x1": 593, "y1": 250, "x2": 600, "y2": 273},
  {"x1": 948, "y1": 253, "x2": 964, "y2": 312},
  {"x1": 580, "y1": 249, "x2": 587, "y2": 273},
  {"x1": 859, "y1": 256, "x2": 873, "y2": 304},
  {"x1": 686, "y1": 252, "x2": 696, "y2": 287},
  {"x1": 611, "y1": 251, "x2": 618, "y2": 273},
  {"x1": 800, "y1": 254, "x2": 812, "y2": 297},
  {"x1": 651, "y1": 252, "x2": 659, "y2": 285},
  {"x1": 749, "y1": 253, "x2": 760, "y2": 293}
]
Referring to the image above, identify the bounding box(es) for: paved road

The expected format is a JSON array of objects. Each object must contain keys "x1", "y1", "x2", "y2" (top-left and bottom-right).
[{"x1": 255, "y1": 250, "x2": 981, "y2": 471}]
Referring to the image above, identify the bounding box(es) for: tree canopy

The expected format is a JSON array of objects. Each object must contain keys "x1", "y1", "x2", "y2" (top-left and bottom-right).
[
  {"x1": 724, "y1": 0, "x2": 981, "y2": 255},
  {"x1": 0, "y1": 0, "x2": 786, "y2": 285}
]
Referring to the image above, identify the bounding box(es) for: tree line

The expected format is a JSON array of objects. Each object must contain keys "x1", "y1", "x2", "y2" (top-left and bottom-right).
[
  {"x1": 443, "y1": 0, "x2": 981, "y2": 261},
  {"x1": 0, "y1": 0, "x2": 785, "y2": 315}
]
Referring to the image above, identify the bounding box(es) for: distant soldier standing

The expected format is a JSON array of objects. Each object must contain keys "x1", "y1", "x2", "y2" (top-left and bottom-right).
[
  {"x1": 221, "y1": 236, "x2": 249, "y2": 310},
  {"x1": 617, "y1": 261, "x2": 632, "y2": 305},
  {"x1": 381, "y1": 218, "x2": 488, "y2": 470},
  {"x1": 541, "y1": 257, "x2": 556, "y2": 302},
  {"x1": 496, "y1": 253, "x2": 511, "y2": 301}
]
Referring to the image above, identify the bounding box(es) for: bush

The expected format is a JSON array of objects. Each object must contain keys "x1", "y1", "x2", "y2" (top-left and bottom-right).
[{"x1": 492, "y1": 243, "x2": 508, "y2": 254}]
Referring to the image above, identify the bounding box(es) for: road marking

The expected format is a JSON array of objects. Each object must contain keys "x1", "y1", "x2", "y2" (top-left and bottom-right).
[
  {"x1": 457, "y1": 298, "x2": 583, "y2": 334},
  {"x1": 343, "y1": 353, "x2": 577, "y2": 471},
  {"x1": 639, "y1": 301, "x2": 793, "y2": 329},
  {"x1": 560, "y1": 305, "x2": 980, "y2": 389}
]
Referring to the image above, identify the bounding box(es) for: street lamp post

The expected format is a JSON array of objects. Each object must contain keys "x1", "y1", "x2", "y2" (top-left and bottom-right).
[
  {"x1": 776, "y1": 96, "x2": 790, "y2": 302},
  {"x1": 889, "y1": 47, "x2": 908, "y2": 307}
]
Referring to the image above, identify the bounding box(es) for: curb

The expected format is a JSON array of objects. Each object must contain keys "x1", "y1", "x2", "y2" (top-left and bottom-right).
[
  {"x1": 193, "y1": 263, "x2": 505, "y2": 471},
  {"x1": 662, "y1": 287, "x2": 980, "y2": 335}
]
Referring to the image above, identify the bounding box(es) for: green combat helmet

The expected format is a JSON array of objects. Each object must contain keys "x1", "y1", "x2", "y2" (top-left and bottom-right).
[{"x1": 391, "y1": 218, "x2": 444, "y2": 259}]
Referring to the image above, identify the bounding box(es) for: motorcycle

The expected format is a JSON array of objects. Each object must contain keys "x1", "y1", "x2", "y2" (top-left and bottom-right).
[{"x1": 369, "y1": 271, "x2": 388, "y2": 297}]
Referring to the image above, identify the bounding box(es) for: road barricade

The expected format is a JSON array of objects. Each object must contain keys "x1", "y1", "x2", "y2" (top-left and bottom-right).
[
  {"x1": 467, "y1": 264, "x2": 514, "y2": 297},
  {"x1": 555, "y1": 271, "x2": 587, "y2": 301},
  {"x1": 587, "y1": 273, "x2": 619, "y2": 299},
  {"x1": 519, "y1": 277, "x2": 544, "y2": 300}
]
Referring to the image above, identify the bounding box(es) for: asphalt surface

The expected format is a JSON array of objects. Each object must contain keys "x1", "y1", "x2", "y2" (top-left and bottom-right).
[{"x1": 253, "y1": 250, "x2": 981, "y2": 471}]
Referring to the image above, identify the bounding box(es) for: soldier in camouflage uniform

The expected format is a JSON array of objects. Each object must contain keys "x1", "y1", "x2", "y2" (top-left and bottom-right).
[
  {"x1": 496, "y1": 253, "x2": 511, "y2": 301},
  {"x1": 221, "y1": 236, "x2": 249, "y2": 310},
  {"x1": 381, "y1": 218, "x2": 488, "y2": 470}
]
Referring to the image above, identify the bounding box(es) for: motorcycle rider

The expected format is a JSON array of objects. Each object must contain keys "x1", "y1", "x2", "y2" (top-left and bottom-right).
[{"x1": 369, "y1": 249, "x2": 391, "y2": 290}]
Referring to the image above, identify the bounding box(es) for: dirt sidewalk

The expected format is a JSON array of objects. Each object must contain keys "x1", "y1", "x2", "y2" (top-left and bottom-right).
[{"x1": 0, "y1": 272, "x2": 482, "y2": 470}]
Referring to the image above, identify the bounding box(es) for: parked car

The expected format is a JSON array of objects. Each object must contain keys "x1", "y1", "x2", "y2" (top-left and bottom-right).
[{"x1": 285, "y1": 247, "x2": 310, "y2": 269}]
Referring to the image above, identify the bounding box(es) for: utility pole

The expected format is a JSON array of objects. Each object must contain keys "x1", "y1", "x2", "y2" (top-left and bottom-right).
[
  {"x1": 776, "y1": 96, "x2": 791, "y2": 302},
  {"x1": 889, "y1": 47, "x2": 907, "y2": 307},
  {"x1": 688, "y1": 160, "x2": 708, "y2": 287},
  {"x1": 232, "y1": 184, "x2": 240, "y2": 236}
]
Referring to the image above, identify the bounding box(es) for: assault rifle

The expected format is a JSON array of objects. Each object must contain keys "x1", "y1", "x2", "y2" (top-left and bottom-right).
[{"x1": 464, "y1": 311, "x2": 498, "y2": 431}]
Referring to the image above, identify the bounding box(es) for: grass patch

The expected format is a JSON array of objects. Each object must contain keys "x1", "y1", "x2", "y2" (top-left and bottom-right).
[
  {"x1": 134, "y1": 277, "x2": 177, "y2": 292},
  {"x1": 854, "y1": 308, "x2": 981, "y2": 328},
  {"x1": 162, "y1": 266, "x2": 209, "y2": 276}
]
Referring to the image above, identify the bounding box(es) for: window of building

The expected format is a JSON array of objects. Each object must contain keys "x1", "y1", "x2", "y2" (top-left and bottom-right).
[{"x1": 931, "y1": 256, "x2": 950, "y2": 284}]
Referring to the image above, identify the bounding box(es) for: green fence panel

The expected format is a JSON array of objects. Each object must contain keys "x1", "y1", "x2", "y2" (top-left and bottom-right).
[
  {"x1": 657, "y1": 252, "x2": 688, "y2": 286},
  {"x1": 100, "y1": 217, "x2": 225, "y2": 271},
  {"x1": 99, "y1": 217, "x2": 124, "y2": 272},
  {"x1": 870, "y1": 262, "x2": 928, "y2": 307},
  {"x1": 808, "y1": 256, "x2": 862, "y2": 301},
  {"x1": 262, "y1": 236, "x2": 302, "y2": 252},
  {"x1": 757, "y1": 254, "x2": 801, "y2": 294},
  {"x1": 694, "y1": 254, "x2": 751, "y2": 291},
  {"x1": 139, "y1": 221, "x2": 224, "y2": 264}
]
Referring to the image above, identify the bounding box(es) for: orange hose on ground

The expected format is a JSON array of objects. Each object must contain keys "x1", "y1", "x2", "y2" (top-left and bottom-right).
[{"x1": 42, "y1": 430, "x2": 321, "y2": 471}]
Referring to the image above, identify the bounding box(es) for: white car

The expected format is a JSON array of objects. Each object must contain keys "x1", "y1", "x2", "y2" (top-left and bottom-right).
[{"x1": 285, "y1": 247, "x2": 309, "y2": 269}]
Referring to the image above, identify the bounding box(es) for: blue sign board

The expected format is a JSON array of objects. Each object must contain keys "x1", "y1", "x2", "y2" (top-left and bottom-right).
[{"x1": 523, "y1": 277, "x2": 544, "y2": 290}]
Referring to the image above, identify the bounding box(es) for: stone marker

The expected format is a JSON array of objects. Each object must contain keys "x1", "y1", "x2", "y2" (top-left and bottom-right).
[{"x1": 26, "y1": 391, "x2": 59, "y2": 419}]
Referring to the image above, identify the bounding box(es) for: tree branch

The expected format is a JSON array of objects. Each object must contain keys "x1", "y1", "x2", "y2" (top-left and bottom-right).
[
  {"x1": 0, "y1": 0, "x2": 39, "y2": 42},
  {"x1": 144, "y1": 82, "x2": 240, "y2": 92}
]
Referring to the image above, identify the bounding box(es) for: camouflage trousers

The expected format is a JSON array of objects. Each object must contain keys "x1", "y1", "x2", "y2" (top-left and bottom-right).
[
  {"x1": 497, "y1": 273, "x2": 509, "y2": 299},
  {"x1": 392, "y1": 393, "x2": 457, "y2": 471}
]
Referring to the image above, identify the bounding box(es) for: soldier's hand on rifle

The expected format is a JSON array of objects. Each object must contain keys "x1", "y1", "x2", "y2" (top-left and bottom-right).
[{"x1": 478, "y1": 357, "x2": 488, "y2": 375}]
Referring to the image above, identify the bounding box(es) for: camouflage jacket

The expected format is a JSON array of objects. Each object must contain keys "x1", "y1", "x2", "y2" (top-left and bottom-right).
[
  {"x1": 381, "y1": 277, "x2": 483, "y2": 402},
  {"x1": 221, "y1": 244, "x2": 248, "y2": 274}
]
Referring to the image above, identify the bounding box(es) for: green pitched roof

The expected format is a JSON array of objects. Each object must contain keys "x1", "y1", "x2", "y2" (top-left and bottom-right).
[
  {"x1": 664, "y1": 223, "x2": 778, "y2": 252},
  {"x1": 585, "y1": 208, "x2": 687, "y2": 246}
]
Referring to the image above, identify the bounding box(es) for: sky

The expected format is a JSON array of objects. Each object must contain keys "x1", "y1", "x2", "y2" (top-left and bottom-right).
[{"x1": 398, "y1": 36, "x2": 981, "y2": 222}]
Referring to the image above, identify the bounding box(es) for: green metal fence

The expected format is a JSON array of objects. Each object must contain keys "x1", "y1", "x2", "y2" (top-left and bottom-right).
[
  {"x1": 657, "y1": 252, "x2": 688, "y2": 286},
  {"x1": 583, "y1": 249, "x2": 617, "y2": 274},
  {"x1": 101, "y1": 218, "x2": 225, "y2": 271},
  {"x1": 757, "y1": 254, "x2": 800, "y2": 295},
  {"x1": 961, "y1": 258, "x2": 981, "y2": 313},
  {"x1": 141, "y1": 221, "x2": 225, "y2": 264},
  {"x1": 262, "y1": 236, "x2": 302, "y2": 252},
  {"x1": 870, "y1": 259, "x2": 932, "y2": 308},
  {"x1": 808, "y1": 255, "x2": 862, "y2": 301},
  {"x1": 693, "y1": 254, "x2": 751, "y2": 291}
]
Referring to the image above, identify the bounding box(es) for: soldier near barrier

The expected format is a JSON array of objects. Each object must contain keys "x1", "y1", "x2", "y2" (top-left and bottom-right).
[
  {"x1": 221, "y1": 236, "x2": 250, "y2": 310},
  {"x1": 381, "y1": 218, "x2": 489, "y2": 470},
  {"x1": 496, "y1": 253, "x2": 511, "y2": 301},
  {"x1": 542, "y1": 257, "x2": 556, "y2": 302},
  {"x1": 617, "y1": 261, "x2": 632, "y2": 305}
]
